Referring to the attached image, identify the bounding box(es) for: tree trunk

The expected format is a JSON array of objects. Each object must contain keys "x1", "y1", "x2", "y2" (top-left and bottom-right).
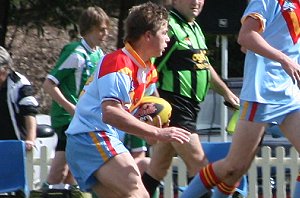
[
  {"x1": 117, "y1": 1, "x2": 135, "y2": 48},
  {"x1": 0, "y1": 0, "x2": 9, "y2": 47}
]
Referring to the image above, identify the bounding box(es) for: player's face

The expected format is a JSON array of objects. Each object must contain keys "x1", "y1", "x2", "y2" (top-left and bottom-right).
[
  {"x1": 89, "y1": 23, "x2": 108, "y2": 47},
  {"x1": 97, "y1": 23, "x2": 109, "y2": 41},
  {"x1": 149, "y1": 22, "x2": 170, "y2": 58},
  {"x1": 173, "y1": 0, "x2": 204, "y2": 22}
]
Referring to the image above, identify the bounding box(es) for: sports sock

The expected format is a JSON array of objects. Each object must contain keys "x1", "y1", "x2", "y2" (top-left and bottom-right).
[
  {"x1": 199, "y1": 163, "x2": 220, "y2": 189},
  {"x1": 293, "y1": 173, "x2": 300, "y2": 198},
  {"x1": 212, "y1": 182, "x2": 237, "y2": 198},
  {"x1": 181, "y1": 164, "x2": 220, "y2": 198},
  {"x1": 188, "y1": 176, "x2": 212, "y2": 198},
  {"x1": 180, "y1": 173, "x2": 208, "y2": 198},
  {"x1": 142, "y1": 172, "x2": 161, "y2": 197}
]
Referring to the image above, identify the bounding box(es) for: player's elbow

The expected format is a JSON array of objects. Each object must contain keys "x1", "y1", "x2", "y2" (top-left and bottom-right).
[
  {"x1": 101, "y1": 104, "x2": 117, "y2": 125},
  {"x1": 237, "y1": 28, "x2": 251, "y2": 49},
  {"x1": 102, "y1": 108, "x2": 112, "y2": 124},
  {"x1": 102, "y1": 100, "x2": 124, "y2": 125},
  {"x1": 42, "y1": 78, "x2": 55, "y2": 93},
  {"x1": 237, "y1": 34, "x2": 245, "y2": 47}
]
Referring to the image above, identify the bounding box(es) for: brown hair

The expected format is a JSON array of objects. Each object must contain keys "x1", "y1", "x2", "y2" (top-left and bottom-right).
[
  {"x1": 124, "y1": 2, "x2": 168, "y2": 43},
  {"x1": 79, "y1": 6, "x2": 109, "y2": 36}
]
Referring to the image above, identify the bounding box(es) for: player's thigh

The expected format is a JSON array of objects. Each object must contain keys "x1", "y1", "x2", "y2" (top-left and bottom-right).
[
  {"x1": 93, "y1": 152, "x2": 145, "y2": 196},
  {"x1": 212, "y1": 120, "x2": 266, "y2": 183},
  {"x1": 172, "y1": 133, "x2": 206, "y2": 166},
  {"x1": 147, "y1": 142, "x2": 175, "y2": 179},
  {"x1": 225, "y1": 120, "x2": 266, "y2": 169},
  {"x1": 280, "y1": 111, "x2": 300, "y2": 153},
  {"x1": 92, "y1": 182, "x2": 119, "y2": 198}
]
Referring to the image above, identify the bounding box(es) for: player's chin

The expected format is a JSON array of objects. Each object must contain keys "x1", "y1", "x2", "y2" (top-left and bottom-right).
[
  {"x1": 156, "y1": 49, "x2": 165, "y2": 57},
  {"x1": 97, "y1": 37, "x2": 106, "y2": 44}
]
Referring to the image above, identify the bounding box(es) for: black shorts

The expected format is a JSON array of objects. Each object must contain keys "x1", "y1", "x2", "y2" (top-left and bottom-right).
[
  {"x1": 53, "y1": 124, "x2": 69, "y2": 151},
  {"x1": 158, "y1": 90, "x2": 200, "y2": 133}
]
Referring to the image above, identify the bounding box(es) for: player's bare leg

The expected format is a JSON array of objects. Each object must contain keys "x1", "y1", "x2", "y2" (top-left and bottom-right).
[
  {"x1": 172, "y1": 133, "x2": 208, "y2": 177},
  {"x1": 92, "y1": 152, "x2": 149, "y2": 198},
  {"x1": 146, "y1": 142, "x2": 175, "y2": 180},
  {"x1": 47, "y1": 151, "x2": 77, "y2": 185},
  {"x1": 213, "y1": 120, "x2": 266, "y2": 185}
]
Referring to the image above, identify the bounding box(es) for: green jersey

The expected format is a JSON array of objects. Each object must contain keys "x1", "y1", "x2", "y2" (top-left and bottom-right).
[
  {"x1": 155, "y1": 9, "x2": 211, "y2": 102},
  {"x1": 124, "y1": 134, "x2": 147, "y2": 153},
  {"x1": 47, "y1": 39, "x2": 104, "y2": 127}
]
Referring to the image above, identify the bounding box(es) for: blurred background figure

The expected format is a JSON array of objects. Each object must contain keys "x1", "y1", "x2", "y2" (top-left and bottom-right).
[
  {"x1": 0, "y1": 46, "x2": 39, "y2": 151},
  {"x1": 42, "y1": 6, "x2": 109, "y2": 197}
]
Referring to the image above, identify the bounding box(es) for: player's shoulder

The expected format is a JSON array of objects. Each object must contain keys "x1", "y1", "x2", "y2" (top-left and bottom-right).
[
  {"x1": 103, "y1": 49, "x2": 134, "y2": 69},
  {"x1": 98, "y1": 49, "x2": 134, "y2": 77},
  {"x1": 9, "y1": 71, "x2": 31, "y2": 85},
  {"x1": 61, "y1": 41, "x2": 81, "y2": 53}
]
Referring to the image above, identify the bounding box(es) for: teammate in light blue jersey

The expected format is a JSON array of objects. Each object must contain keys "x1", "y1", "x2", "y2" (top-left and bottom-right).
[{"x1": 181, "y1": 0, "x2": 300, "y2": 197}]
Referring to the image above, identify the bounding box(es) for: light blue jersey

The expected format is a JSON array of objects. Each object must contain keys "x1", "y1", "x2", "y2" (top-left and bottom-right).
[
  {"x1": 240, "y1": 0, "x2": 300, "y2": 104},
  {"x1": 66, "y1": 45, "x2": 158, "y2": 136}
]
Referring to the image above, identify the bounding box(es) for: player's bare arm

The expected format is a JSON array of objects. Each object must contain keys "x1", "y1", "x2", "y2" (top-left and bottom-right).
[
  {"x1": 102, "y1": 100, "x2": 191, "y2": 144},
  {"x1": 238, "y1": 16, "x2": 300, "y2": 87},
  {"x1": 209, "y1": 66, "x2": 240, "y2": 109},
  {"x1": 42, "y1": 78, "x2": 76, "y2": 115}
]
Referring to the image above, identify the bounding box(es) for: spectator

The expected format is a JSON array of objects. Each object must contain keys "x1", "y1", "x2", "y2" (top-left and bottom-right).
[
  {"x1": 0, "y1": 46, "x2": 39, "y2": 151},
  {"x1": 42, "y1": 6, "x2": 109, "y2": 195},
  {"x1": 141, "y1": 0, "x2": 240, "y2": 197},
  {"x1": 65, "y1": 2, "x2": 191, "y2": 197},
  {"x1": 181, "y1": 0, "x2": 300, "y2": 197}
]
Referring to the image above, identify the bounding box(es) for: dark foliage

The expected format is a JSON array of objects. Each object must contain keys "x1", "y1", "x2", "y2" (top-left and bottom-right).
[{"x1": 9, "y1": 0, "x2": 120, "y2": 32}]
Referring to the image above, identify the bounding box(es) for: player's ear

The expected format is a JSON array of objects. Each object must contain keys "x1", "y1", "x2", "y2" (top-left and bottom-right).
[{"x1": 144, "y1": 30, "x2": 153, "y2": 41}]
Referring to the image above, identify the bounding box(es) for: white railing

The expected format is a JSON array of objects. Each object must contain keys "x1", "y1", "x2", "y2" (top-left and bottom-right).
[
  {"x1": 26, "y1": 146, "x2": 300, "y2": 198},
  {"x1": 26, "y1": 146, "x2": 52, "y2": 190},
  {"x1": 248, "y1": 146, "x2": 300, "y2": 198}
]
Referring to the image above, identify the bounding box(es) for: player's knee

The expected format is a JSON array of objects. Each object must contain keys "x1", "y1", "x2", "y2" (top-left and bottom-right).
[
  {"x1": 149, "y1": 166, "x2": 169, "y2": 180},
  {"x1": 126, "y1": 188, "x2": 149, "y2": 198},
  {"x1": 118, "y1": 181, "x2": 149, "y2": 198},
  {"x1": 186, "y1": 154, "x2": 209, "y2": 175},
  {"x1": 195, "y1": 154, "x2": 209, "y2": 167},
  {"x1": 223, "y1": 161, "x2": 248, "y2": 179},
  {"x1": 148, "y1": 159, "x2": 172, "y2": 180}
]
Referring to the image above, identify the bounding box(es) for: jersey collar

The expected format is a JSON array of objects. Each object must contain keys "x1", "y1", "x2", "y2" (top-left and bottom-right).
[
  {"x1": 81, "y1": 38, "x2": 99, "y2": 53},
  {"x1": 122, "y1": 42, "x2": 152, "y2": 69}
]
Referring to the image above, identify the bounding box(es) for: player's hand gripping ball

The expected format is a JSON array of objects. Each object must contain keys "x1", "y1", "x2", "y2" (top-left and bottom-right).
[{"x1": 134, "y1": 96, "x2": 172, "y2": 127}]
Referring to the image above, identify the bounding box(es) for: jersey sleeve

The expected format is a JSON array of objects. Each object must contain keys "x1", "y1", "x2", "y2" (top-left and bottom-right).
[
  {"x1": 98, "y1": 71, "x2": 132, "y2": 104},
  {"x1": 241, "y1": 0, "x2": 275, "y2": 33},
  {"x1": 48, "y1": 53, "x2": 85, "y2": 84}
]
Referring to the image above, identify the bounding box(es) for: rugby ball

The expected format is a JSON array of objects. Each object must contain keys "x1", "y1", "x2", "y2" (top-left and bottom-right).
[{"x1": 135, "y1": 96, "x2": 172, "y2": 126}]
